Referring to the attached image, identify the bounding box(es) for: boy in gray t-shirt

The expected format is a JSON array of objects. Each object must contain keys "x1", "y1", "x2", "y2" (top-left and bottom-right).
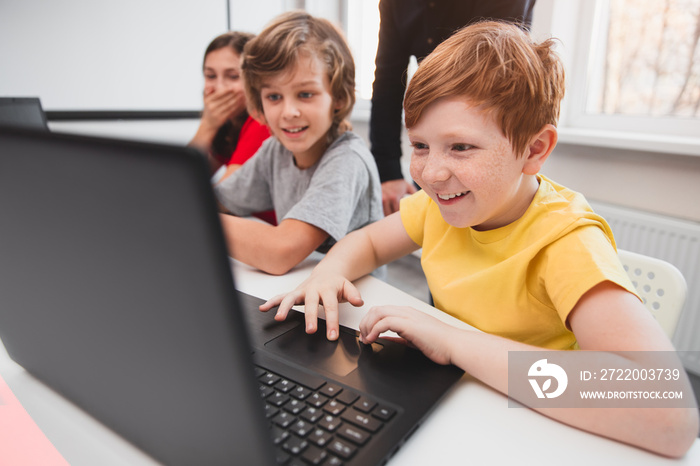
[
  {"x1": 215, "y1": 131, "x2": 382, "y2": 254},
  {"x1": 213, "y1": 12, "x2": 383, "y2": 275}
]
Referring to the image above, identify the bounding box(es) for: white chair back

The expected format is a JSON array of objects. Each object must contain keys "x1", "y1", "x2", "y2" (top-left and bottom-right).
[{"x1": 617, "y1": 249, "x2": 687, "y2": 339}]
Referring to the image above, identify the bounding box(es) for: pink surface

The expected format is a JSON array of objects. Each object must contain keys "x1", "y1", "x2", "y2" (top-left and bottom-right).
[{"x1": 0, "y1": 375, "x2": 69, "y2": 465}]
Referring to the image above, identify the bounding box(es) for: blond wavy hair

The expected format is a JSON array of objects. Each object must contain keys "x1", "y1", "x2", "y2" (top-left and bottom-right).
[{"x1": 241, "y1": 11, "x2": 355, "y2": 143}]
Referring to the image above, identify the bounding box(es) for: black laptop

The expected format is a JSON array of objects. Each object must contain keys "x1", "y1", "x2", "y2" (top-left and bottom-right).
[
  {"x1": 0, "y1": 127, "x2": 463, "y2": 466},
  {"x1": 0, "y1": 97, "x2": 49, "y2": 130}
]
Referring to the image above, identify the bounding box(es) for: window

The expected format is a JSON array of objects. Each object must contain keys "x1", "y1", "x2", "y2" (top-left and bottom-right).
[
  {"x1": 588, "y1": 0, "x2": 700, "y2": 120},
  {"x1": 550, "y1": 0, "x2": 700, "y2": 152},
  {"x1": 344, "y1": 0, "x2": 380, "y2": 101}
]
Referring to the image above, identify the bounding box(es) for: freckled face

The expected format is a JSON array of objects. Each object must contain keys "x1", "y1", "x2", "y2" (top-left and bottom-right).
[{"x1": 408, "y1": 97, "x2": 538, "y2": 230}]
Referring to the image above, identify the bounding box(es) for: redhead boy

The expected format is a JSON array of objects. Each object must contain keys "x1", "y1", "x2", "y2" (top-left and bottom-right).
[
  {"x1": 263, "y1": 21, "x2": 699, "y2": 456},
  {"x1": 214, "y1": 12, "x2": 382, "y2": 275}
]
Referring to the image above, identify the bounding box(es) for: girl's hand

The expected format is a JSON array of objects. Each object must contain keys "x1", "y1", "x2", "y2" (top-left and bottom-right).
[
  {"x1": 259, "y1": 272, "x2": 364, "y2": 341},
  {"x1": 359, "y1": 305, "x2": 457, "y2": 365},
  {"x1": 201, "y1": 87, "x2": 245, "y2": 129}
]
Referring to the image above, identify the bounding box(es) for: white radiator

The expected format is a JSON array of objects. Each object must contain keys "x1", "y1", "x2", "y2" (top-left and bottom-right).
[{"x1": 590, "y1": 201, "x2": 700, "y2": 375}]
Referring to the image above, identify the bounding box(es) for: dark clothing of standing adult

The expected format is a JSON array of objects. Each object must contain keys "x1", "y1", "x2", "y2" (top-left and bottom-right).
[{"x1": 370, "y1": 0, "x2": 536, "y2": 183}]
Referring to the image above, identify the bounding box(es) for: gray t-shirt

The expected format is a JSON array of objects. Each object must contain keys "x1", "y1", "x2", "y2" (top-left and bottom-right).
[{"x1": 214, "y1": 131, "x2": 383, "y2": 253}]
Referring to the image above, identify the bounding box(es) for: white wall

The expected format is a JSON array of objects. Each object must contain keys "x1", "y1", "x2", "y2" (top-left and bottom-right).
[
  {"x1": 542, "y1": 143, "x2": 700, "y2": 223},
  {"x1": 0, "y1": 0, "x2": 229, "y2": 111},
  {"x1": 0, "y1": 0, "x2": 314, "y2": 112}
]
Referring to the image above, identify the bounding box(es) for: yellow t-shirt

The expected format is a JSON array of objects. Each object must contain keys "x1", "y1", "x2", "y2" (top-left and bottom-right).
[{"x1": 400, "y1": 175, "x2": 638, "y2": 350}]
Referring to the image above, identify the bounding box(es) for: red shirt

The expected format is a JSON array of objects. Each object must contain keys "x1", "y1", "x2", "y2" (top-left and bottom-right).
[
  {"x1": 227, "y1": 116, "x2": 276, "y2": 225},
  {"x1": 227, "y1": 116, "x2": 270, "y2": 166}
]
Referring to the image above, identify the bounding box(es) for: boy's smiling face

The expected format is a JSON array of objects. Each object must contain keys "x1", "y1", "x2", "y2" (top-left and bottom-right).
[
  {"x1": 259, "y1": 54, "x2": 340, "y2": 168},
  {"x1": 408, "y1": 96, "x2": 541, "y2": 231}
]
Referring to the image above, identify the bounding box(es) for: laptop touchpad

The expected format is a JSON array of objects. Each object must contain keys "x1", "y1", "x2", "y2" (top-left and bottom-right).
[{"x1": 265, "y1": 325, "x2": 383, "y2": 378}]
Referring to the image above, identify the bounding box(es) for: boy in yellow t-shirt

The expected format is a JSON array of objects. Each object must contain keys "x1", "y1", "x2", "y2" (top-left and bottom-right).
[{"x1": 261, "y1": 22, "x2": 699, "y2": 456}]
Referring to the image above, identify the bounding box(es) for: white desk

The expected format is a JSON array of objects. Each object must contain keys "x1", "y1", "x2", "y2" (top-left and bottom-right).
[{"x1": 1, "y1": 255, "x2": 698, "y2": 465}]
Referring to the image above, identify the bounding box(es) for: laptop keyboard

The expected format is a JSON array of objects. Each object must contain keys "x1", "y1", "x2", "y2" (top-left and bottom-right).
[{"x1": 255, "y1": 366, "x2": 396, "y2": 465}]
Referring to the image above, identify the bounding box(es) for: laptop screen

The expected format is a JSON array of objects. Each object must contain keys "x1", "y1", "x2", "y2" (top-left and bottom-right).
[
  {"x1": 0, "y1": 97, "x2": 49, "y2": 130},
  {"x1": 0, "y1": 127, "x2": 275, "y2": 465}
]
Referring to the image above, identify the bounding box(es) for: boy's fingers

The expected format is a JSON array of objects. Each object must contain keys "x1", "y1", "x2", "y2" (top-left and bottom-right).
[
  {"x1": 360, "y1": 306, "x2": 404, "y2": 343},
  {"x1": 360, "y1": 316, "x2": 388, "y2": 344},
  {"x1": 260, "y1": 279, "x2": 360, "y2": 341},
  {"x1": 259, "y1": 293, "x2": 284, "y2": 311},
  {"x1": 269, "y1": 291, "x2": 303, "y2": 321},
  {"x1": 303, "y1": 293, "x2": 320, "y2": 334},
  {"x1": 320, "y1": 289, "x2": 340, "y2": 341},
  {"x1": 343, "y1": 281, "x2": 364, "y2": 307},
  {"x1": 358, "y1": 306, "x2": 381, "y2": 341}
]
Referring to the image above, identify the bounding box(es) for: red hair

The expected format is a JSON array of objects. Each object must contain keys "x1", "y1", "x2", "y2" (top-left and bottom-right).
[{"x1": 404, "y1": 21, "x2": 565, "y2": 157}]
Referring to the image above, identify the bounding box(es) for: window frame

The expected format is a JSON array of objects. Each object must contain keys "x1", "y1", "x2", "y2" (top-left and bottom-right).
[{"x1": 542, "y1": 0, "x2": 700, "y2": 156}]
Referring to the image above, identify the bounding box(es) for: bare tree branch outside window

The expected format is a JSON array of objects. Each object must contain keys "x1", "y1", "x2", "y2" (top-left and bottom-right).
[{"x1": 590, "y1": 0, "x2": 700, "y2": 118}]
